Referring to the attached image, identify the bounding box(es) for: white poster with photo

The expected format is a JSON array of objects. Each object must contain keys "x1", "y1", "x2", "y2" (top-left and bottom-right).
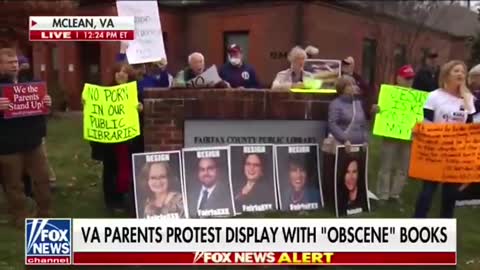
[
  {"x1": 182, "y1": 147, "x2": 235, "y2": 218},
  {"x1": 230, "y1": 144, "x2": 278, "y2": 214},
  {"x1": 132, "y1": 151, "x2": 186, "y2": 219},
  {"x1": 334, "y1": 145, "x2": 370, "y2": 217},
  {"x1": 116, "y1": 0, "x2": 166, "y2": 64},
  {"x1": 274, "y1": 144, "x2": 324, "y2": 212},
  {"x1": 186, "y1": 65, "x2": 223, "y2": 88}
]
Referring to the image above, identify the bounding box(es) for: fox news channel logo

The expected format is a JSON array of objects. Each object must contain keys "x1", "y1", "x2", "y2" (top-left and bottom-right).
[{"x1": 25, "y1": 218, "x2": 72, "y2": 265}]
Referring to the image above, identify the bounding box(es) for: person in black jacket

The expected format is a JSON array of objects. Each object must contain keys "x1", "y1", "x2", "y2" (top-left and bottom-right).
[
  {"x1": 412, "y1": 52, "x2": 440, "y2": 92},
  {"x1": 0, "y1": 47, "x2": 52, "y2": 228}
]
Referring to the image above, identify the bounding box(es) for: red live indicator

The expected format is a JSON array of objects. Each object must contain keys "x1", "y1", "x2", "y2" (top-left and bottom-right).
[{"x1": 29, "y1": 30, "x2": 134, "y2": 41}]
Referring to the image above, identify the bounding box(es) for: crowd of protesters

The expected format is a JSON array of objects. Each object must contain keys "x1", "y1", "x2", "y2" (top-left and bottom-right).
[{"x1": 0, "y1": 37, "x2": 479, "y2": 228}]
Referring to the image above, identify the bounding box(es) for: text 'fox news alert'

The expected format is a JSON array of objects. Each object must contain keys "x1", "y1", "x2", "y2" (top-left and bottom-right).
[
  {"x1": 26, "y1": 218, "x2": 456, "y2": 266},
  {"x1": 28, "y1": 16, "x2": 135, "y2": 41}
]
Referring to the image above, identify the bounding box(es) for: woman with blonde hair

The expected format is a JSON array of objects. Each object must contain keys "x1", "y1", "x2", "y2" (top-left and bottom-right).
[
  {"x1": 140, "y1": 161, "x2": 184, "y2": 218},
  {"x1": 271, "y1": 46, "x2": 313, "y2": 90},
  {"x1": 413, "y1": 60, "x2": 475, "y2": 218}
]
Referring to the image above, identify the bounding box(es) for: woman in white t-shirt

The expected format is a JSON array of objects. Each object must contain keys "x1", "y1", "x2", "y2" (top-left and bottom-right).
[{"x1": 413, "y1": 60, "x2": 475, "y2": 218}]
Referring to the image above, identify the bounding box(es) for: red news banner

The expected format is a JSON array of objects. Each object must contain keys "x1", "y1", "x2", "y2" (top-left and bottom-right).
[{"x1": 1, "y1": 82, "x2": 49, "y2": 119}]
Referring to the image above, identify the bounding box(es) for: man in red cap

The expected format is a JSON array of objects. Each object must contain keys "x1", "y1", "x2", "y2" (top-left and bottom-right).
[
  {"x1": 373, "y1": 64, "x2": 415, "y2": 206},
  {"x1": 219, "y1": 44, "x2": 259, "y2": 88}
]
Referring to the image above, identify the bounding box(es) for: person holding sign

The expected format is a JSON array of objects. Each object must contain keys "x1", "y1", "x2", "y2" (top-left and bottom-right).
[
  {"x1": 173, "y1": 52, "x2": 230, "y2": 88},
  {"x1": 87, "y1": 63, "x2": 144, "y2": 214},
  {"x1": 0, "y1": 47, "x2": 52, "y2": 228},
  {"x1": 271, "y1": 46, "x2": 313, "y2": 90},
  {"x1": 373, "y1": 65, "x2": 415, "y2": 204},
  {"x1": 413, "y1": 60, "x2": 476, "y2": 218}
]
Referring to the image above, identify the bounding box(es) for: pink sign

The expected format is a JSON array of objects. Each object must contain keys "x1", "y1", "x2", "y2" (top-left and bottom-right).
[{"x1": 1, "y1": 82, "x2": 49, "y2": 119}]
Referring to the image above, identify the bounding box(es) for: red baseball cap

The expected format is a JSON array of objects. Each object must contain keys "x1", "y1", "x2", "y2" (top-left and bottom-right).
[
  {"x1": 227, "y1": 44, "x2": 242, "y2": 55},
  {"x1": 397, "y1": 65, "x2": 415, "y2": 79}
]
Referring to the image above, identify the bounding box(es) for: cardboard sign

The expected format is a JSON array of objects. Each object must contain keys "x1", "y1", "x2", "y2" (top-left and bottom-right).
[
  {"x1": 82, "y1": 81, "x2": 140, "y2": 143},
  {"x1": 373, "y1": 84, "x2": 428, "y2": 140},
  {"x1": 186, "y1": 65, "x2": 222, "y2": 88},
  {"x1": 409, "y1": 123, "x2": 480, "y2": 183},
  {"x1": 303, "y1": 59, "x2": 341, "y2": 91},
  {"x1": 116, "y1": 0, "x2": 166, "y2": 64},
  {"x1": 1, "y1": 82, "x2": 49, "y2": 119}
]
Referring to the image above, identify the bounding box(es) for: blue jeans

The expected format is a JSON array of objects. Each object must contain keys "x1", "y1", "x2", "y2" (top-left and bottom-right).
[{"x1": 413, "y1": 181, "x2": 458, "y2": 218}]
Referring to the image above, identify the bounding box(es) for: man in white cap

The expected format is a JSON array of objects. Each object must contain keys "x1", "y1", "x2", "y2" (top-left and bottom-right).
[{"x1": 219, "y1": 44, "x2": 259, "y2": 88}]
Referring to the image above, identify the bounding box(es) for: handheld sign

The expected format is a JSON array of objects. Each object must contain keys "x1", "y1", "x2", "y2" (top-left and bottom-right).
[
  {"x1": 82, "y1": 81, "x2": 140, "y2": 143},
  {"x1": 373, "y1": 84, "x2": 428, "y2": 140},
  {"x1": 1, "y1": 82, "x2": 49, "y2": 119},
  {"x1": 409, "y1": 123, "x2": 480, "y2": 183},
  {"x1": 116, "y1": 1, "x2": 166, "y2": 64},
  {"x1": 186, "y1": 65, "x2": 222, "y2": 88}
]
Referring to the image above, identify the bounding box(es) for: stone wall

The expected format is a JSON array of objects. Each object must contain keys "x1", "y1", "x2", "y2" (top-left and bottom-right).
[{"x1": 143, "y1": 89, "x2": 335, "y2": 151}]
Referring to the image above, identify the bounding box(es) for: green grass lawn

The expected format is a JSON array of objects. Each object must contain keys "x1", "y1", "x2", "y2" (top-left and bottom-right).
[{"x1": 0, "y1": 114, "x2": 478, "y2": 270}]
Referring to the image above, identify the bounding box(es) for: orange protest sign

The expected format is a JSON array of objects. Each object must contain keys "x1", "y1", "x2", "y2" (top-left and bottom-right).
[{"x1": 409, "y1": 123, "x2": 480, "y2": 183}]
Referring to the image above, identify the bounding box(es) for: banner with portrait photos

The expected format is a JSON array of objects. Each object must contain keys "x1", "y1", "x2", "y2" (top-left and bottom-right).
[
  {"x1": 132, "y1": 151, "x2": 186, "y2": 219},
  {"x1": 334, "y1": 145, "x2": 370, "y2": 217},
  {"x1": 182, "y1": 147, "x2": 235, "y2": 218},
  {"x1": 230, "y1": 144, "x2": 278, "y2": 214},
  {"x1": 275, "y1": 144, "x2": 324, "y2": 212}
]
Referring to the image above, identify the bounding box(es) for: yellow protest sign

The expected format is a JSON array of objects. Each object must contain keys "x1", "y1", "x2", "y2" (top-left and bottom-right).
[
  {"x1": 373, "y1": 84, "x2": 428, "y2": 140},
  {"x1": 82, "y1": 82, "x2": 140, "y2": 143}
]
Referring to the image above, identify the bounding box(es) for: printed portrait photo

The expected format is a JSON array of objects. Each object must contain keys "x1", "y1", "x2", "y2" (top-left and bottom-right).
[
  {"x1": 335, "y1": 145, "x2": 370, "y2": 217},
  {"x1": 275, "y1": 144, "x2": 323, "y2": 212},
  {"x1": 132, "y1": 151, "x2": 186, "y2": 219},
  {"x1": 230, "y1": 144, "x2": 277, "y2": 214},
  {"x1": 182, "y1": 147, "x2": 235, "y2": 218}
]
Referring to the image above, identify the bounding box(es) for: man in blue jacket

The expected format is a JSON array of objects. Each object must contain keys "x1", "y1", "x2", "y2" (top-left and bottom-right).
[{"x1": 219, "y1": 44, "x2": 259, "y2": 88}]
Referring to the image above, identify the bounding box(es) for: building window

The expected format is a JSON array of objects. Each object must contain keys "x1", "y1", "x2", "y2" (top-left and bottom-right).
[
  {"x1": 223, "y1": 31, "x2": 249, "y2": 63},
  {"x1": 394, "y1": 44, "x2": 406, "y2": 71},
  {"x1": 361, "y1": 38, "x2": 377, "y2": 85}
]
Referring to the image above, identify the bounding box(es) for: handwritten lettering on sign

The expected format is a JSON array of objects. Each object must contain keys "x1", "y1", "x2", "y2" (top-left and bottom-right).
[
  {"x1": 82, "y1": 82, "x2": 140, "y2": 143},
  {"x1": 409, "y1": 123, "x2": 480, "y2": 183},
  {"x1": 1, "y1": 82, "x2": 49, "y2": 119},
  {"x1": 116, "y1": 0, "x2": 166, "y2": 64},
  {"x1": 373, "y1": 85, "x2": 428, "y2": 140}
]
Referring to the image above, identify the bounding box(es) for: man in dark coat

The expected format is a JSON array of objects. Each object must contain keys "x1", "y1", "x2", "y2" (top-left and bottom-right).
[
  {"x1": 219, "y1": 44, "x2": 259, "y2": 88},
  {"x1": 0, "y1": 47, "x2": 52, "y2": 228},
  {"x1": 412, "y1": 51, "x2": 439, "y2": 92}
]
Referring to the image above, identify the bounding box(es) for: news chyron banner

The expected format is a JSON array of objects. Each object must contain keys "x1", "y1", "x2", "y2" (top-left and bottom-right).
[
  {"x1": 29, "y1": 16, "x2": 135, "y2": 41},
  {"x1": 26, "y1": 218, "x2": 456, "y2": 266}
]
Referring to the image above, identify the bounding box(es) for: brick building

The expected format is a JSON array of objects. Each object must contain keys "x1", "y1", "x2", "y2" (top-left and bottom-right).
[{"x1": 6, "y1": 0, "x2": 477, "y2": 110}]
